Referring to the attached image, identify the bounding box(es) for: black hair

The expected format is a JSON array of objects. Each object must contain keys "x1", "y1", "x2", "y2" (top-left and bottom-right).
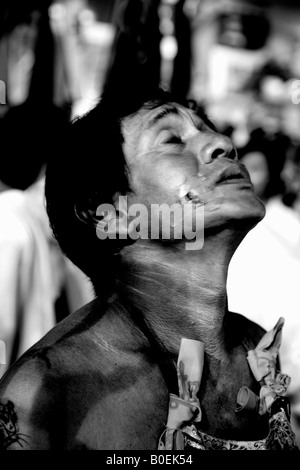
[
  {"x1": 0, "y1": 5, "x2": 70, "y2": 189},
  {"x1": 0, "y1": 102, "x2": 69, "y2": 189}
]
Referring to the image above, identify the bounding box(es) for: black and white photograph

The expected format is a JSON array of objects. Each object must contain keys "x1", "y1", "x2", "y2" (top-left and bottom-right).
[{"x1": 0, "y1": 0, "x2": 300, "y2": 455}]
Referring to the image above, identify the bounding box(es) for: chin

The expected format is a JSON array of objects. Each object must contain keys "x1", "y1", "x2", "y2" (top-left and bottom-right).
[{"x1": 203, "y1": 192, "x2": 266, "y2": 232}]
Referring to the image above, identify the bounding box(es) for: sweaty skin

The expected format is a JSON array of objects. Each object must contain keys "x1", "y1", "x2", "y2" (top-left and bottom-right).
[{"x1": 0, "y1": 102, "x2": 267, "y2": 450}]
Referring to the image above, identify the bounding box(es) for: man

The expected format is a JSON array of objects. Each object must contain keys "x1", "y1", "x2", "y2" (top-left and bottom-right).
[{"x1": 0, "y1": 88, "x2": 297, "y2": 450}]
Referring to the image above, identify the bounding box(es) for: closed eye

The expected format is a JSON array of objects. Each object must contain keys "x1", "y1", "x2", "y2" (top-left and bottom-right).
[
  {"x1": 165, "y1": 135, "x2": 183, "y2": 144},
  {"x1": 155, "y1": 130, "x2": 183, "y2": 146}
]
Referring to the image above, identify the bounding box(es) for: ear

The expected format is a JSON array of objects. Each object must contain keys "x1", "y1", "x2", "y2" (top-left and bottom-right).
[
  {"x1": 75, "y1": 199, "x2": 118, "y2": 240},
  {"x1": 74, "y1": 201, "x2": 102, "y2": 228},
  {"x1": 74, "y1": 194, "x2": 134, "y2": 240}
]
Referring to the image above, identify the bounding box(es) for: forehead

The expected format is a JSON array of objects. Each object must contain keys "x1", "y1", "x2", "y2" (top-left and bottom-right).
[
  {"x1": 124, "y1": 102, "x2": 199, "y2": 128},
  {"x1": 121, "y1": 102, "x2": 213, "y2": 147}
]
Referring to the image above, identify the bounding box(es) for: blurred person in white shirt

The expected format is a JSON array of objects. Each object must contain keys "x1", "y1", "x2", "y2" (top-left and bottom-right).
[{"x1": 227, "y1": 137, "x2": 300, "y2": 445}]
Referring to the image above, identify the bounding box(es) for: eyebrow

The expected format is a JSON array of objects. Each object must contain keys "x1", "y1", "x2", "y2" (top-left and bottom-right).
[
  {"x1": 147, "y1": 105, "x2": 181, "y2": 128},
  {"x1": 194, "y1": 108, "x2": 217, "y2": 132},
  {"x1": 147, "y1": 103, "x2": 217, "y2": 132},
  {"x1": 188, "y1": 100, "x2": 217, "y2": 132}
]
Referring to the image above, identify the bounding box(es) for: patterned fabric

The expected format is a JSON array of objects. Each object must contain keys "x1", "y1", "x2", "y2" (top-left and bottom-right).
[
  {"x1": 158, "y1": 318, "x2": 299, "y2": 451},
  {"x1": 246, "y1": 317, "x2": 290, "y2": 414},
  {"x1": 158, "y1": 339, "x2": 203, "y2": 450},
  {"x1": 266, "y1": 410, "x2": 299, "y2": 450},
  {"x1": 183, "y1": 425, "x2": 268, "y2": 450},
  {"x1": 181, "y1": 407, "x2": 298, "y2": 450}
]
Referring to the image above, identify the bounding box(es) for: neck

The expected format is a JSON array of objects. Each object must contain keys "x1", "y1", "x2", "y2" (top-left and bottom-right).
[{"x1": 113, "y1": 230, "x2": 244, "y2": 360}]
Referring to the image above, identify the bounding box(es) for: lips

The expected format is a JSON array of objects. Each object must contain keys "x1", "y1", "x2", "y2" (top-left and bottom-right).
[
  {"x1": 178, "y1": 164, "x2": 251, "y2": 206},
  {"x1": 216, "y1": 166, "x2": 247, "y2": 184}
]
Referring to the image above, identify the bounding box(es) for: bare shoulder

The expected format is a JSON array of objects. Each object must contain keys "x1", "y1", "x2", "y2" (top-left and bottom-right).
[
  {"x1": 0, "y1": 298, "x2": 168, "y2": 450},
  {"x1": 0, "y1": 352, "x2": 61, "y2": 449},
  {"x1": 0, "y1": 298, "x2": 106, "y2": 450}
]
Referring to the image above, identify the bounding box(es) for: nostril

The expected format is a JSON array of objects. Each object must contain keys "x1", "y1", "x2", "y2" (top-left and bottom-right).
[
  {"x1": 211, "y1": 148, "x2": 226, "y2": 159},
  {"x1": 200, "y1": 137, "x2": 237, "y2": 164},
  {"x1": 210, "y1": 147, "x2": 237, "y2": 160},
  {"x1": 228, "y1": 148, "x2": 238, "y2": 160}
]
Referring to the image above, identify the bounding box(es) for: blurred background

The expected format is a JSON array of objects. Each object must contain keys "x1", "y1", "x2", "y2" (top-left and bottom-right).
[{"x1": 0, "y1": 0, "x2": 300, "y2": 446}]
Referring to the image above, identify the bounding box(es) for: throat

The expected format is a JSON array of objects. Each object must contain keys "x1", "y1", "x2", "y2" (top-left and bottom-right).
[{"x1": 116, "y1": 241, "x2": 229, "y2": 359}]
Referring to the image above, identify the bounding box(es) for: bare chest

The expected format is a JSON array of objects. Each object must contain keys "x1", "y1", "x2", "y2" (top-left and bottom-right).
[{"x1": 59, "y1": 362, "x2": 169, "y2": 450}]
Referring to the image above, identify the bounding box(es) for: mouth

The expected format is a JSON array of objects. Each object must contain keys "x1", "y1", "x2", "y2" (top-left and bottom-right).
[
  {"x1": 216, "y1": 167, "x2": 247, "y2": 184},
  {"x1": 177, "y1": 164, "x2": 252, "y2": 205}
]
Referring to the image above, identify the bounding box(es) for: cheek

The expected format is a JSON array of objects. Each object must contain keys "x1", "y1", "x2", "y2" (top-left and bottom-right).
[{"x1": 130, "y1": 155, "x2": 195, "y2": 203}]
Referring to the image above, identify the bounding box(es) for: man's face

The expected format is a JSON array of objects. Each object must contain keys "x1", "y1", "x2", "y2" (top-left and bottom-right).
[{"x1": 121, "y1": 102, "x2": 265, "y2": 238}]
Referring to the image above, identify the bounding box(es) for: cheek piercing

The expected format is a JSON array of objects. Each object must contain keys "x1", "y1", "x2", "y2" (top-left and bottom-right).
[{"x1": 178, "y1": 184, "x2": 190, "y2": 199}]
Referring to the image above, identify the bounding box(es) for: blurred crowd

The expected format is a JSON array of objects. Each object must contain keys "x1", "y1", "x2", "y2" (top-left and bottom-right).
[
  {"x1": 0, "y1": 0, "x2": 300, "y2": 445},
  {"x1": 227, "y1": 126, "x2": 300, "y2": 441},
  {"x1": 0, "y1": 0, "x2": 97, "y2": 379}
]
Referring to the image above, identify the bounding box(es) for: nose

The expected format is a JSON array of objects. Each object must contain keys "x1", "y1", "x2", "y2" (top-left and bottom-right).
[
  {"x1": 188, "y1": 133, "x2": 237, "y2": 165},
  {"x1": 205, "y1": 136, "x2": 237, "y2": 162}
]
